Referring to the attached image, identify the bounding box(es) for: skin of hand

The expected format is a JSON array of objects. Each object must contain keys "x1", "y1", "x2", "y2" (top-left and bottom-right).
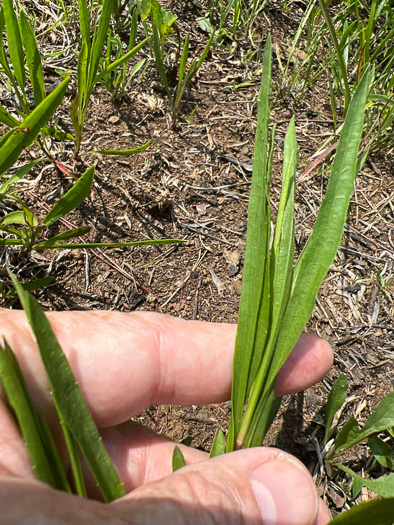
[{"x1": 0, "y1": 309, "x2": 333, "y2": 525}]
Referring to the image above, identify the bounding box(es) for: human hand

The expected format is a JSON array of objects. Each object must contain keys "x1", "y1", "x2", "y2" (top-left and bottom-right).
[{"x1": 0, "y1": 310, "x2": 333, "y2": 524}]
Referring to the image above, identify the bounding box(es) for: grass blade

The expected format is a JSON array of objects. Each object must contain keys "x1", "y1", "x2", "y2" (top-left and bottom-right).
[
  {"x1": 0, "y1": 339, "x2": 70, "y2": 491},
  {"x1": 0, "y1": 76, "x2": 70, "y2": 175},
  {"x1": 324, "y1": 373, "x2": 348, "y2": 444},
  {"x1": 33, "y1": 238, "x2": 185, "y2": 250},
  {"x1": 0, "y1": 159, "x2": 43, "y2": 193},
  {"x1": 20, "y1": 11, "x2": 45, "y2": 106},
  {"x1": 0, "y1": 105, "x2": 19, "y2": 127},
  {"x1": 265, "y1": 68, "x2": 370, "y2": 405},
  {"x1": 152, "y1": 20, "x2": 171, "y2": 97},
  {"x1": 3, "y1": 0, "x2": 25, "y2": 92},
  {"x1": 78, "y1": 0, "x2": 91, "y2": 50},
  {"x1": 227, "y1": 35, "x2": 272, "y2": 452},
  {"x1": 96, "y1": 37, "x2": 149, "y2": 82},
  {"x1": 89, "y1": 0, "x2": 113, "y2": 88},
  {"x1": 33, "y1": 226, "x2": 91, "y2": 249},
  {"x1": 10, "y1": 272, "x2": 126, "y2": 502},
  {"x1": 178, "y1": 35, "x2": 190, "y2": 89},
  {"x1": 43, "y1": 166, "x2": 94, "y2": 227},
  {"x1": 85, "y1": 139, "x2": 151, "y2": 156}
]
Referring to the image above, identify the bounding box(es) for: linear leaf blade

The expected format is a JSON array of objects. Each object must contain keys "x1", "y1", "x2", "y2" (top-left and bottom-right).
[
  {"x1": 0, "y1": 77, "x2": 70, "y2": 175},
  {"x1": 43, "y1": 166, "x2": 94, "y2": 227},
  {"x1": 10, "y1": 272, "x2": 126, "y2": 502},
  {"x1": 33, "y1": 238, "x2": 185, "y2": 250},
  {"x1": 3, "y1": 0, "x2": 25, "y2": 91},
  {"x1": 324, "y1": 373, "x2": 348, "y2": 444},
  {"x1": 329, "y1": 498, "x2": 394, "y2": 525},
  {"x1": 0, "y1": 339, "x2": 69, "y2": 491},
  {"x1": 227, "y1": 35, "x2": 272, "y2": 452},
  {"x1": 265, "y1": 68, "x2": 370, "y2": 399},
  {"x1": 20, "y1": 11, "x2": 46, "y2": 106}
]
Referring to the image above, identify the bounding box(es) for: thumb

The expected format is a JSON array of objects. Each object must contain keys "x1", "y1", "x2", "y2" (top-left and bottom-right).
[{"x1": 110, "y1": 447, "x2": 331, "y2": 525}]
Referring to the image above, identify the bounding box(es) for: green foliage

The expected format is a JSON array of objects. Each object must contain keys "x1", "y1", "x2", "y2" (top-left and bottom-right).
[
  {"x1": 8, "y1": 272, "x2": 126, "y2": 501},
  {"x1": 286, "y1": 0, "x2": 394, "y2": 150},
  {"x1": 172, "y1": 445, "x2": 187, "y2": 471},
  {"x1": 227, "y1": 37, "x2": 370, "y2": 451},
  {"x1": 99, "y1": 9, "x2": 148, "y2": 99},
  {"x1": 72, "y1": 0, "x2": 150, "y2": 157},
  {"x1": 0, "y1": 339, "x2": 71, "y2": 491},
  {"x1": 329, "y1": 498, "x2": 394, "y2": 525},
  {"x1": 0, "y1": 77, "x2": 70, "y2": 176},
  {"x1": 0, "y1": 165, "x2": 184, "y2": 253},
  {"x1": 324, "y1": 373, "x2": 348, "y2": 444},
  {"x1": 139, "y1": 0, "x2": 214, "y2": 126},
  {"x1": 209, "y1": 430, "x2": 226, "y2": 458}
]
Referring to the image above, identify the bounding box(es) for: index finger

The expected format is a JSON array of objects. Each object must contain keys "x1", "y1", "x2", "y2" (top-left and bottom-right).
[{"x1": 0, "y1": 310, "x2": 332, "y2": 427}]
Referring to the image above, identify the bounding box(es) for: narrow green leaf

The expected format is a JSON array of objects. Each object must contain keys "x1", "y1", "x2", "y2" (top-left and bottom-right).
[
  {"x1": 227, "y1": 35, "x2": 272, "y2": 452},
  {"x1": 33, "y1": 238, "x2": 185, "y2": 250},
  {"x1": 77, "y1": 42, "x2": 89, "y2": 114},
  {"x1": 85, "y1": 140, "x2": 151, "y2": 156},
  {"x1": 78, "y1": 0, "x2": 91, "y2": 50},
  {"x1": 20, "y1": 11, "x2": 46, "y2": 106},
  {"x1": 10, "y1": 272, "x2": 126, "y2": 502},
  {"x1": 96, "y1": 37, "x2": 149, "y2": 82},
  {"x1": 335, "y1": 392, "x2": 394, "y2": 454},
  {"x1": 324, "y1": 373, "x2": 348, "y2": 444},
  {"x1": 0, "y1": 127, "x2": 18, "y2": 150},
  {"x1": 21, "y1": 275, "x2": 54, "y2": 292},
  {"x1": 260, "y1": 68, "x2": 370, "y2": 418},
  {"x1": 58, "y1": 410, "x2": 87, "y2": 498},
  {"x1": 0, "y1": 339, "x2": 70, "y2": 491},
  {"x1": 3, "y1": 0, "x2": 25, "y2": 91},
  {"x1": 0, "y1": 76, "x2": 70, "y2": 175},
  {"x1": 0, "y1": 238, "x2": 23, "y2": 245},
  {"x1": 33, "y1": 226, "x2": 91, "y2": 249},
  {"x1": 334, "y1": 463, "x2": 394, "y2": 498},
  {"x1": 178, "y1": 35, "x2": 190, "y2": 89},
  {"x1": 43, "y1": 166, "x2": 94, "y2": 227},
  {"x1": 209, "y1": 430, "x2": 226, "y2": 458},
  {"x1": 89, "y1": 0, "x2": 113, "y2": 88},
  {"x1": 172, "y1": 445, "x2": 187, "y2": 471},
  {"x1": 334, "y1": 417, "x2": 360, "y2": 453},
  {"x1": 0, "y1": 105, "x2": 19, "y2": 127},
  {"x1": 369, "y1": 436, "x2": 394, "y2": 470},
  {"x1": 152, "y1": 20, "x2": 170, "y2": 97},
  {"x1": 0, "y1": 159, "x2": 43, "y2": 194},
  {"x1": 329, "y1": 498, "x2": 394, "y2": 525},
  {"x1": 351, "y1": 476, "x2": 363, "y2": 500}
]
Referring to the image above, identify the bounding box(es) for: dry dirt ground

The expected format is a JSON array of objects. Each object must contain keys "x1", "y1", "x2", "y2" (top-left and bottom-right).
[{"x1": 1, "y1": 0, "x2": 393, "y2": 517}]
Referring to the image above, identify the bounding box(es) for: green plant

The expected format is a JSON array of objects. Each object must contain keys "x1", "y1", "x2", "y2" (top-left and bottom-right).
[
  {"x1": 286, "y1": 0, "x2": 394, "y2": 150},
  {"x1": 152, "y1": 26, "x2": 214, "y2": 127},
  {"x1": 0, "y1": 272, "x2": 126, "y2": 501},
  {"x1": 0, "y1": 163, "x2": 183, "y2": 254},
  {"x1": 100, "y1": 8, "x2": 147, "y2": 99},
  {"x1": 225, "y1": 35, "x2": 370, "y2": 452},
  {"x1": 137, "y1": 0, "x2": 214, "y2": 127},
  {"x1": 0, "y1": 3, "x2": 73, "y2": 160},
  {"x1": 71, "y1": 0, "x2": 149, "y2": 157},
  {"x1": 322, "y1": 374, "x2": 394, "y2": 499}
]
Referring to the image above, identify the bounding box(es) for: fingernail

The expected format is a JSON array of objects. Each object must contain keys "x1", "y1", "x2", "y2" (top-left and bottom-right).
[{"x1": 251, "y1": 455, "x2": 319, "y2": 525}]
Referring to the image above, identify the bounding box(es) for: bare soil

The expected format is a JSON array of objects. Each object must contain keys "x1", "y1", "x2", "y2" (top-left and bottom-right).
[{"x1": 1, "y1": 0, "x2": 393, "y2": 517}]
